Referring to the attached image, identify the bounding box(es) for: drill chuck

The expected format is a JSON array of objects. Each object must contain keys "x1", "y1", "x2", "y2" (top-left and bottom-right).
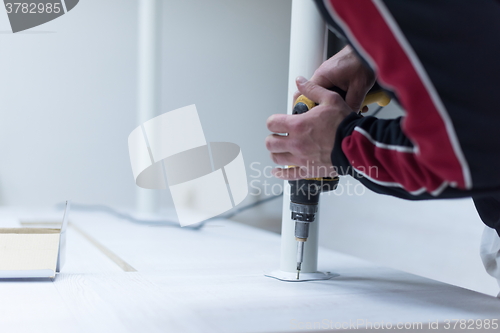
[
  {"x1": 294, "y1": 221, "x2": 310, "y2": 241},
  {"x1": 290, "y1": 201, "x2": 318, "y2": 222}
]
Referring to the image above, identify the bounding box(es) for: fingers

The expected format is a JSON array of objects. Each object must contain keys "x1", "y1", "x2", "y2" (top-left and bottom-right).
[
  {"x1": 309, "y1": 72, "x2": 335, "y2": 90},
  {"x1": 296, "y1": 76, "x2": 342, "y2": 106},
  {"x1": 269, "y1": 152, "x2": 304, "y2": 166},
  {"x1": 272, "y1": 165, "x2": 339, "y2": 180},
  {"x1": 345, "y1": 84, "x2": 369, "y2": 112},
  {"x1": 266, "y1": 114, "x2": 290, "y2": 133},
  {"x1": 265, "y1": 134, "x2": 288, "y2": 153},
  {"x1": 271, "y1": 167, "x2": 305, "y2": 180}
]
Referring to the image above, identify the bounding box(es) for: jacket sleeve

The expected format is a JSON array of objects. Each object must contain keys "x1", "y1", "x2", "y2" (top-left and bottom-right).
[
  {"x1": 333, "y1": 112, "x2": 482, "y2": 200},
  {"x1": 333, "y1": 113, "x2": 450, "y2": 200},
  {"x1": 315, "y1": 0, "x2": 500, "y2": 199}
]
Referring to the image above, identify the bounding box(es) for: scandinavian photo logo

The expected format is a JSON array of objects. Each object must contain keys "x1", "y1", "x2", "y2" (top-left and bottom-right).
[
  {"x1": 128, "y1": 105, "x2": 249, "y2": 227},
  {"x1": 3, "y1": 0, "x2": 79, "y2": 33}
]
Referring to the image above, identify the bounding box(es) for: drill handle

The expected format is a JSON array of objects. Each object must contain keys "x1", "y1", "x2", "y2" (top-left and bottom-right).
[{"x1": 293, "y1": 87, "x2": 391, "y2": 114}]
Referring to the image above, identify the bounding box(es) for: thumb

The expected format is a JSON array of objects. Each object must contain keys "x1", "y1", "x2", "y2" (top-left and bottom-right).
[
  {"x1": 271, "y1": 166, "x2": 305, "y2": 180},
  {"x1": 296, "y1": 76, "x2": 332, "y2": 105}
]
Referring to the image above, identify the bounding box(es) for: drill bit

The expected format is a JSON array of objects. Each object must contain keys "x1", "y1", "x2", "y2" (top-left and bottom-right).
[{"x1": 296, "y1": 239, "x2": 305, "y2": 279}]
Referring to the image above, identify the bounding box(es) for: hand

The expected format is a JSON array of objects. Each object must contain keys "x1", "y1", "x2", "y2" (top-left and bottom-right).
[
  {"x1": 293, "y1": 45, "x2": 376, "y2": 113},
  {"x1": 266, "y1": 76, "x2": 353, "y2": 180}
]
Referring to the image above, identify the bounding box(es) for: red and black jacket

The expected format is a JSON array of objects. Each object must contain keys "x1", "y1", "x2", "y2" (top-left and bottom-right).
[{"x1": 313, "y1": 0, "x2": 500, "y2": 233}]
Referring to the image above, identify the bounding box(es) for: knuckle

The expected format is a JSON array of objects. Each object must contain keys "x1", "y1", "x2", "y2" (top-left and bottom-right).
[
  {"x1": 266, "y1": 115, "x2": 276, "y2": 130},
  {"x1": 294, "y1": 158, "x2": 306, "y2": 168},
  {"x1": 327, "y1": 92, "x2": 343, "y2": 104},
  {"x1": 289, "y1": 118, "x2": 306, "y2": 133},
  {"x1": 306, "y1": 83, "x2": 319, "y2": 96},
  {"x1": 311, "y1": 69, "x2": 322, "y2": 81},
  {"x1": 265, "y1": 136, "x2": 272, "y2": 151},
  {"x1": 278, "y1": 156, "x2": 287, "y2": 166},
  {"x1": 300, "y1": 158, "x2": 311, "y2": 167},
  {"x1": 315, "y1": 105, "x2": 333, "y2": 119},
  {"x1": 271, "y1": 153, "x2": 280, "y2": 165},
  {"x1": 290, "y1": 139, "x2": 306, "y2": 155}
]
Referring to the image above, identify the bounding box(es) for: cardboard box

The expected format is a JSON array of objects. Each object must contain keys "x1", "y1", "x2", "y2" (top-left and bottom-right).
[{"x1": 0, "y1": 202, "x2": 69, "y2": 278}]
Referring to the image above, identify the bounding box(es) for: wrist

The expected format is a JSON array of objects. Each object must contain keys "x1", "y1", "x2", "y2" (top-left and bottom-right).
[{"x1": 331, "y1": 112, "x2": 364, "y2": 175}]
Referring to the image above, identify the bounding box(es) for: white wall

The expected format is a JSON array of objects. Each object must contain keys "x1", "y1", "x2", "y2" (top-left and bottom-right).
[
  {"x1": 0, "y1": 0, "x2": 138, "y2": 207},
  {"x1": 0, "y1": 0, "x2": 292, "y2": 211}
]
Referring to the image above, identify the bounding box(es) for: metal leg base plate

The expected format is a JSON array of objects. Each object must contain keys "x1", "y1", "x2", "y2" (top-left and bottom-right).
[{"x1": 264, "y1": 270, "x2": 339, "y2": 282}]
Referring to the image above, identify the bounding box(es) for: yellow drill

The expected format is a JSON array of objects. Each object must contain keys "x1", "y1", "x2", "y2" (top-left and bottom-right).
[{"x1": 291, "y1": 87, "x2": 390, "y2": 279}]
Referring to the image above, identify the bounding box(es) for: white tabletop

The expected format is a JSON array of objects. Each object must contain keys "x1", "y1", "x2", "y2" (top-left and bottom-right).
[{"x1": 0, "y1": 207, "x2": 499, "y2": 333}]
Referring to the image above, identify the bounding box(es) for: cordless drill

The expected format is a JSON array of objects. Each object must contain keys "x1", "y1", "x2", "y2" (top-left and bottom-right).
[{"x1": 290, "y1": 88, "x2": 390, "y2": 280}]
